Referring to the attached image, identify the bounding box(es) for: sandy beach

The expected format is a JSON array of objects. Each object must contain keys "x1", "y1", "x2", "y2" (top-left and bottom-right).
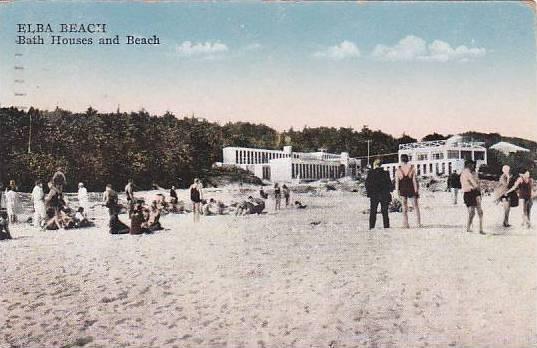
[{"x1": 1, "y1": 188, "x2": 536, "y2": 348}]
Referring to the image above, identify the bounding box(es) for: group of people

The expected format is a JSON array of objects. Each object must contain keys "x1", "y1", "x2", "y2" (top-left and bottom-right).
[{"x1": 366, "y1": 155, "x2": 535, "y2": 233}]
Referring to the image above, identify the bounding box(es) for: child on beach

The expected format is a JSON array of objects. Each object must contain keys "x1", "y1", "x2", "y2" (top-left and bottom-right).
[{"x1": 282, "y1": 184, "x2": 291, "y2": 207}]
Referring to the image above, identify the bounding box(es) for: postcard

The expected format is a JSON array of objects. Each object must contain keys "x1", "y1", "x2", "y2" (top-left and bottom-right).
[{"x1": 0, "y1": 1, "x2": 536, "y2": 347}]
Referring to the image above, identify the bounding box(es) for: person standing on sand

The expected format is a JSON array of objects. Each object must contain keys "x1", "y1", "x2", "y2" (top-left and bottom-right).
[
  {"x1": 190, "y1": 178, "x2": 203, "y2": 223},
  {"x1": 125, "y1": 179, "x2": 135, "y2": 217},
  {"x1": 365, "y1": 159, "x2": 393, "y2": 230},
  {"x1": 5, "y1": 186, "x2": 18, "y2": 224},
  {"x1": 395, "y1": 154, "x2": 422, "y2": 228},
  {"x1": 32, "y1": 180, "x2": 46, "y2": 227},
  {"x1": 52, "y1": 167, "x2": 66, "y2": 193},
  {"x1": 78, "y1": 182, "x2": 90, "y2": 218},
  {"x1": 103, "y1": 184, "x2": 119, "y2": 228},
  {"x1": 494, "y1": 165, "x2": 519, "y2": 228},
  {"x1": 447, "y1": 170, "x2": 462, "y2": 205},
  {"x1": 273, "y1": 183, "x2": 282, "y2": 211},
  {"x1": 170, "y1": 185, "x2": 177, "y2": 201},
  {"x1": 460, "y1": 160, "x2": 485, "y2": 235},
  {"x1": 505, "y1": 170, "x2": 534, "y2": 228},
  {"x1": 282, "y1": 184, "x2": 291, "y2": 207}
]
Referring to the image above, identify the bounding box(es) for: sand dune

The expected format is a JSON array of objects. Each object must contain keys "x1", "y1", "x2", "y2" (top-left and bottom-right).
[{"x1": 1, "y1": 189, "x2": 536, "y2": 348}]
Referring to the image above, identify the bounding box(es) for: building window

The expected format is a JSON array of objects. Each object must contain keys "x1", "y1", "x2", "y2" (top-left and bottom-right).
[
  {"x1": 432, "y1": 152, "x2": 444, "y2": 160},
  {"x1": 417, "y1": 153, "x2": 428, "y2": 161},
  {"x1": 447, "y1": 150, "x2": 459, "y2": 159},
  {"x1": 474, "y1": 151, "x2": 485, "y2": 160},
  {"x1": 461, "y1": 150, "x2": 472, "y2": 160},
  {"x1": 448, "y1": 162, "x2": 452, "y2": 174},
  {"x1": 429, "y1": 163, "x2": 433, "y2": 173},
  {"x1": 423, "y1": 164, "x2": 427, "y2": 174}
]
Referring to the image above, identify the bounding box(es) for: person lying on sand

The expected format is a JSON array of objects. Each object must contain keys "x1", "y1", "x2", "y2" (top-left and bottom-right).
[
  {"x1": 295, "y1": 201, "x2": 307, "y2": 209},
  {"x1": 0, "y1": 210, "x2": 12, "y2": 240}
]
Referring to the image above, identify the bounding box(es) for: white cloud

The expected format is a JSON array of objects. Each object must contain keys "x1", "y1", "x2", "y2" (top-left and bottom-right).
[
  {"x1": 372, "y1": 35, "x2": 486, "y2": 62},
  {"x1": 243, "y1": 43, "x2": 262, "y2": 51},
  {"x1": 176, "y1": 41, "x2": 229, "y2": 57},
  {"x1": 314, "y1": 41, "x2": 361, "y2": 60}
]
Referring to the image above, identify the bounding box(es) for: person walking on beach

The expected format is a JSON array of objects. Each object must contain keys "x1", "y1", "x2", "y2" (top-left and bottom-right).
[
  {"x1": 282, "y1": 184, "x2": 291, "y2": 207},
  {"x1": 31, "y1": 180, "x2": 46, "y2": 227},
  {"x1": 274, "y1": 183, "x2": 282, "y2": 211},
  {"x1": 395, "y1": 154, "x2": 422, "y2": 228},
  {"x1": 505, "y1": 170, "x2": 534, "y2": 228},
  {"x1": 447, "y1": 170, "x2": 462, "y2": 205},
  {"x1": 190, "y1": 178, "x2": 203, "y2": 223},
  {"x1": 78, "y1": 182, "x2": 90, "y2": 218},
  {"x1": 461, "y1": 160, "x2": 485, "y2": 234},
  {"x1": 365, "y1": 159, "x2": 393, "y2": 230},
  {"x1": 494, "y1": 165, "x2": 518, "y2": 227},
  {"x1": 52, "y1": 167, "x2": 66, "y2": 193}
]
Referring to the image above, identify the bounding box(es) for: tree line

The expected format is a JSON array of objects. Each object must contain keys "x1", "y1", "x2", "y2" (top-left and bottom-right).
[{"x1": 0, "y1": 107, "x2": 535, "y2": 192}]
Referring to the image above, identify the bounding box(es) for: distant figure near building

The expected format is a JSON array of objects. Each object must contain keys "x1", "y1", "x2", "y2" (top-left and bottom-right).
[
  {"x1": 506, "y1": 170, "x2": 534, "y2": 229},
  {"x1": 52, "y1": 167, "x2": 66, "y2": 193},
  {"x1": 365, "y1": 159, "x2": 393, "y2": 230},
  {"x1": 273, "y1": 183, "x2": 282, "y2": 211},
  {"x1": 78, "y1": 182, "x2": 90, "y2": 217},
  {"x1": 447, "y1": 170, "x2": 462, "y2": 205},
  {"x1": 460, "y1": 160, "x2": 484, "y2": 234},
  {"x1": 32, "y1": 180, "x2": 46, "y2": 227},
  {"x1": 282, "y1": 184, "x2": 291, "y2": 207},
  {"x1": 190, "y1": 178, "x2": 203, "y2": 223},
  {"x1": 395, "y1": 154, "x2": 422, "y2": 228}
]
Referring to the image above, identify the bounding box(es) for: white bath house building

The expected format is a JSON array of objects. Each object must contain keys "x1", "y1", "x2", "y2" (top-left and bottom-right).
[
  {"x1": 221, "y1": 146, "x2": 361, "y2": 183},
  {"x1": 382, "y1": 135, "x2": 488, "y2": 179}
]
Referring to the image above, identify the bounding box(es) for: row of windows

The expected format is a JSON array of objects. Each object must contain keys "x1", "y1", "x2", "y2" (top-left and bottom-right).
[
  {"x1": 388, "y1": 161, "x2": 458, "y2": 176},
  {"x1": 291, "y1": 163, "x2": 342, "y2": 179},
  {"x1": 235, "y1": 150, "x2": 294, "y2": 164},
  {"x1": 406, "y1": 150, "x2": 485, "y2": 162}
]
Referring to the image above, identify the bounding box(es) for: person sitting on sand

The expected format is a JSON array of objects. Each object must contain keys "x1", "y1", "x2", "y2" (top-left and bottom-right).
[
  {"x1": 109, "y1": 210, "x2": 130, "y2": 234},
  {"x1": 295, "y1": 201, "x2": 307, "y2": 209},
  {"x1": 216, "y1": 200, "x2": 227, "y2": 215},
  {"x1": 248, "y1": 196, "x2": 266, "y2": 215},
  {"x1": 460, "y1": 160, "x2": 485, "y2": 235},
  {"x1": 130, "y1": 202, "x2": 151, "y2": 235},
  {"x1": 0, "y1": 210, "x2": 12, "y2": 240},
  {"x1": 142, "y1": 205, "x2": 163, "y2": 232},
  {"x1": 202, "y1": 199, "x2": 216, "y2": 216},
  {"x1": 235, "y1": 200, "x2": 253, "y2": 216},
  {"x1": 44, "y1": 208, "x2": 62, "y2": 230},
  {"x1": 259, "y1": 187, "x2": 268, "y2": 199},
  {"x1": 74, "y1": 207, "x2": 92, "y2": 228}
]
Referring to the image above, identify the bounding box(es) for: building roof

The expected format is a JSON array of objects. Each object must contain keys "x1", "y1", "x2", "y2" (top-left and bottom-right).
[{"x1": 490, "y1": 141, "x2": 530, "y2": 154}]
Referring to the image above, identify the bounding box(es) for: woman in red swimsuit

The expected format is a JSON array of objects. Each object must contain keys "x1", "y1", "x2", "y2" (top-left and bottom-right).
[{"x1": 395, "y1": 154, "x2": 422, "y2": 228}]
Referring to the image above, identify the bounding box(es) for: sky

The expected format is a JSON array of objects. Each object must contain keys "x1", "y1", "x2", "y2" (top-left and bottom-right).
[{"x1": 0, "y1": 1, "x2": 536, "y2": 140}]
